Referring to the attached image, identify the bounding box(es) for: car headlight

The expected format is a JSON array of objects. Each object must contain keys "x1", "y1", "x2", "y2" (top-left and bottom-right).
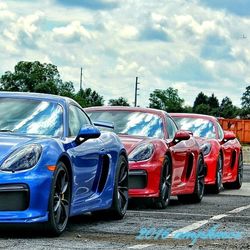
[
  {"x1": 0, "y1": 144, "x2": 42, "y2": 172},
  {"x1": 128, "y1": 143, "x2": 154, "y2": 162},
  {"x1": 201, "y1": 143, "x2": 211, "y2": 156}
]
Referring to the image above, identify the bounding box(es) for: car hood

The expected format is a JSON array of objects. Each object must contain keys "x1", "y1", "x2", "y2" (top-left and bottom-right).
[
  {"x1": 0, "y1": 133, "x2": 44, "y2": 162},
  {"x1": 118, "y1": 135, "x2": 152, "y2": 154}
]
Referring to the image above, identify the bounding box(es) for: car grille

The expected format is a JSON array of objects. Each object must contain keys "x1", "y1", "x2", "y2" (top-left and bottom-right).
[
  {"x1": 129, "y1": 170, "x2": 147, "y2": 189},
  {"x1": 0, "y1": 184, "x2": 29, "y2": 211}
]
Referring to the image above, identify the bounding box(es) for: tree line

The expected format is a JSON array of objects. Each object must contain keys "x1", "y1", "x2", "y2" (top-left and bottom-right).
[{"x1": 0, "y1": 61, "x2": 249, "y2": 119}]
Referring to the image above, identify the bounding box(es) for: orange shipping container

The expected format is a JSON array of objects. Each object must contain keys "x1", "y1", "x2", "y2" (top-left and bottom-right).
[{"x1": 218, "y1": 118, "x2": 250, "y2": 144}]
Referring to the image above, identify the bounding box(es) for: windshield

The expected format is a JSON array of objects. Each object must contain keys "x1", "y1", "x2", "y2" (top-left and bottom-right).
[
  {"x1": 0, "y1": 98, "x2": 63, "y2": 137},
  {"x1": 88, "y1": 110, "x2": 164, "y2": 138},
  {"x1": 173, "y1": 117, "x2": 216, "y2": 139}
]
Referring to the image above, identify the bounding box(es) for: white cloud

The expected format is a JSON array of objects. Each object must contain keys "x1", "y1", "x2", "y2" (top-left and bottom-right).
[
  {"x1": 3, "y1": 11, "x2": 44, "y2": 48},
  {"x1": 53, "y1": 21, "x2": 94, "y2": 43},
  {"x1": 119, "y1": 25, "x2": 138, "y2": 40},
  {"x1": 0, "y1": 0, "x2": 249, "y2": 108}
]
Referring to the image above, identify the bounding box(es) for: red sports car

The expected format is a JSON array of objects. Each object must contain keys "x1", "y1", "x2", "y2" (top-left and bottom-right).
[
  {"x1": 171, "y1": 113, "x2": 243, "y2": 193},
  {"x1": 85, "y1": 107, "x2": 206, "y2": 208}
]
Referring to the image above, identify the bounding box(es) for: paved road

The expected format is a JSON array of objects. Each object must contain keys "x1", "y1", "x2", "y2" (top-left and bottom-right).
[{"x1": 0, "y1": 166, "x2": 249, "y2": 250}]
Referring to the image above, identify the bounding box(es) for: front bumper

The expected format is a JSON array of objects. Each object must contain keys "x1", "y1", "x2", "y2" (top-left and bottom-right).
[
  {"x1": 0, "y1": 168, "x2": 53, "y2": 223},
  {"x1": 128, "y1": 159, "x2": 163, "y2": 198}
]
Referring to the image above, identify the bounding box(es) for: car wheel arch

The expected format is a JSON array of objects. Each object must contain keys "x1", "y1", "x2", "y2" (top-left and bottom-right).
[
  {"x1": 57, "y1": 155, "x2": 73, "y2": 199},
  {"x1": 119, "y1": 149, "x2": 128, "y2": 163},
  {"x1": 164, "y1": 151, "x2": 172, "y2": 174}
]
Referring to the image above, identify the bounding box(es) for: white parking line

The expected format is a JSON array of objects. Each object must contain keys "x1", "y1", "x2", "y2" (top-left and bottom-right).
[
  {"x1": 168, "y1": 220, "x2": 209, "y2": 238},
  {"x1": 167, "y1": 203, "x2": 250, "y2": 238},
  {"x1": 228, "y1": 204, "x2": 250, "y2": 214},
  {"x1": 210, "y1": 214, "x2": 228, "y2": 220},
  {"x1": 128, "y1": 244, "x2": 154, "y2": 249}
]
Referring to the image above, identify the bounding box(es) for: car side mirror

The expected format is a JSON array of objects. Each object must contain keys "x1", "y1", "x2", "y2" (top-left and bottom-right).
[
  {"x1": 173, "y1": 130, "x2": 191, "y2": 144},
  {"x1": 223, "y1": 130, "x2": 236, "y2": 142},
  {"x1": 75, "y1": 125, "x2": 101, "y2": 144}
]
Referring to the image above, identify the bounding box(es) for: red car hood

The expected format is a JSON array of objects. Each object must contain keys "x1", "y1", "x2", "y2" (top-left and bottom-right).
[{"x1": 118, "y1": 135, "x2": 151, "y2": 154}]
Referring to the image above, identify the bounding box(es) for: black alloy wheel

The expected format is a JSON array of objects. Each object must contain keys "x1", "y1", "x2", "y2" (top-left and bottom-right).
[
  {"x1": 154, "y1": 155, "x2": 172, "y2": 209},
  {"x1": 115, "y1": 155, "x2": 129, "y2": 216},
  {"x1": 47, "y1": 162, "x2": 71, "y2": 236},
  {"x1": 209, "y1": 153, "x2": 223, "y2": 194}
]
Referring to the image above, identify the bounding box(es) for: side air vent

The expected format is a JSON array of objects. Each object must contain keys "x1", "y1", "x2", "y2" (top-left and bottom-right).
[
  {"x1": 230, "y1": 150, "x2": 236, "y2": 169},
  {"x1": 186, "y1": 153, "x2": 194, "y2": 180},
  {"x1": 98, "y1": 154, "x2": 110, "y2": 193}
]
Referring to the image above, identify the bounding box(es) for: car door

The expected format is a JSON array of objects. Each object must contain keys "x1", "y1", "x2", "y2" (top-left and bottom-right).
[
  {"x1": 166, "y1": 115, "x2": 197, "y2": 193},
  {"x1": 217, "y1": 121, "x2": 234, "y2": 180},
  {"x1": 67, "y1": 104, "x2": 104, "y2": 207},
  {"x1": 165, "y1": 116, "x2": 187, "y2": 191}
]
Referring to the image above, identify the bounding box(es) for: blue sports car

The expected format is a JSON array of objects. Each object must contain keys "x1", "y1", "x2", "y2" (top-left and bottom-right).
[{"x1": 0, "y1": 92, "x2": 128, "y2": 235}]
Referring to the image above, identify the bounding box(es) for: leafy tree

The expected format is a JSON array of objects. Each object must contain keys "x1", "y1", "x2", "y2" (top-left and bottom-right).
[
  {"x1": 0, "y1": 61, "x2": 62, "y2": 93},
  {"x1": 58, "y1": 81, "x2": 75, "y2": 98},
  {"x1": 194, "y1": 104, "x2": 210, "y2": 115},
  {"x1": 34, "y1": 82, "x2": 59, "y2": 95},
  {"x1": 193, "y1": 92, "x2": 208, "y2": 110},
  {"x1": 149, "y1": 87, "x2": 184, "y2": 112},
  {"x1": 219, "y1": 97, "x2": 238, "y2": 118},
  {"x1": 108, "y1": 97, "x2": 130, "y2": 106},
  {"x1": 193, "y1": 92, "x2": 221, "y2": 116},
  {"x1": 182, "y1": 105, "x2": 193, "y2": 113},
  {"x1": 207, "y1": 93, "x2": 219, "y2": 116},
  {"x1": 241, "y1": 86, "x2": 250, "y2": 109},
  {"x1": 74, "y1": 88, "x2": 104, "y2": 107},
  {"x1": 0, "y1": 61, "x2": 76, "y2": 98},
  {"x1": 241, "y1": 86, "x2": 250, "y2": 118},
  {"x1": 208, "y1": 93, "x2": 219, "y2": 109}
]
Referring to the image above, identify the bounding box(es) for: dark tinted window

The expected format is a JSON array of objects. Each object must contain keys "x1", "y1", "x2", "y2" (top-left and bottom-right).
[
  {"x1": 0, "y1": 98, "x2": 63, "y2": 136},
  {"x1": 88, "y1": 110, "x2": 164, "y2": 138}
]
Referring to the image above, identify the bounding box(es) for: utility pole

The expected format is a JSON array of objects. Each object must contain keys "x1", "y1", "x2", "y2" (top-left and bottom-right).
[
  {"x1": 80, "y1": 67, "x2": 83, "y2": 90},
  {"x1": 134, "y1": 76, "x2": 140, "y2": 107}
]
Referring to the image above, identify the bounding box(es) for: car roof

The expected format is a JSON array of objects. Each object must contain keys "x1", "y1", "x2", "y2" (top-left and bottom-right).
[
  {"x1": 85, "y1": 106, "x2": 168, "y2": 117},
  {"x1": 0, "y1": 91, "x2": 78, "y2": 107},
  {"x1": 170, "y1": 113, "x2": 218, "y2": 122}
]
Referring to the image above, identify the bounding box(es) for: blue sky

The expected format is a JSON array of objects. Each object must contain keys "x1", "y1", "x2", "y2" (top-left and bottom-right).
[{"x1": 0, "y1": 0, "x2": 249, "y2": 107}]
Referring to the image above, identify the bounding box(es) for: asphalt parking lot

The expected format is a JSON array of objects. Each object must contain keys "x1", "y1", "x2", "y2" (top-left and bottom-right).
[{"x1": 0, "y1": 165, "x2": 249, "y2": 250}]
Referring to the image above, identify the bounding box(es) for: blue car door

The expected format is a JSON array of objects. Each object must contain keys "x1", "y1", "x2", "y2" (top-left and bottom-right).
[{"x1": 67, "y1": 104, "x2": 104, "y2": 209}]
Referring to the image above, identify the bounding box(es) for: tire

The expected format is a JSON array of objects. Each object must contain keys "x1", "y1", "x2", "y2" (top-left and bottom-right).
[
  {"x1": 178, "y1": 154, "x2": 205, "y2": 204},
  {"x1": 93, "y1": 155, "x2": 129, "y2": 220},
  {"x1": 46, "y1": 162, "x2": 71, "y2": 236},
  {"x1": 153, "y1": 155, "x2": 172, "y2": 209},
  {"x1": 209, "y1": 153, "x2": 223, "y2": 194},
  {"x1": 223, "y1": 152, "x2": 243, "y2": 190}
]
